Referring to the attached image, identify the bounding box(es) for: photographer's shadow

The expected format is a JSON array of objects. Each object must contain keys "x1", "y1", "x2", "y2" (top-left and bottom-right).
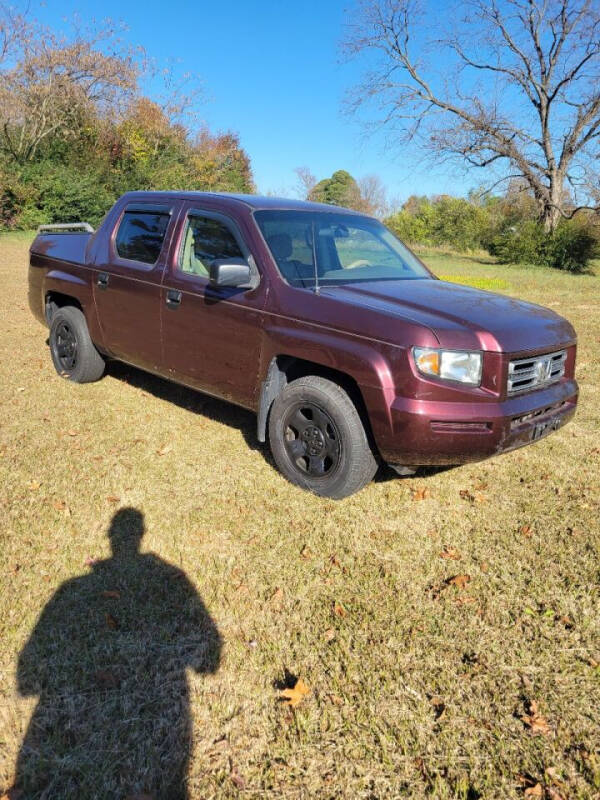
[{"x1": 12, "y1": 508, "x2": 221, "y2": 799}]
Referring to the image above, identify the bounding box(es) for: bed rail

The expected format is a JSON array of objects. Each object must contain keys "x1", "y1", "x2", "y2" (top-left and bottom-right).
[{"x1": 36, "y1": 222, "x2": 95, "y2": 234}]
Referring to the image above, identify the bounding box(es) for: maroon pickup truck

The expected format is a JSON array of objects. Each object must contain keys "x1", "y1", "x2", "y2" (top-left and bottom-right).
[{"x1": 28, "y1": 191, "x2": 578, "y2": 498}]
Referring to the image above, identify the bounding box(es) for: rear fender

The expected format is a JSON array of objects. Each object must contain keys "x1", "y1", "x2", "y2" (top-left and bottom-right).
[{"x1": 43, "y1": 269, "x2": 103, "y2": 346}]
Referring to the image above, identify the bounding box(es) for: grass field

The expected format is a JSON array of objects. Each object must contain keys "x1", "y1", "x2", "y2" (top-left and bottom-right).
[{"x1": 0, "y1": 233, "x2": 599, "y2": 799}]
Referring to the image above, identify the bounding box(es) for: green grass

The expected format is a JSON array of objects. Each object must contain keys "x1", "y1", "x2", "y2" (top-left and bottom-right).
[
  {"x1": 1, "y1": 235, "x2": 599, "y2": 798},
  {"x1": 438, "y1": 275, "x2": 509, "y2": 290}
]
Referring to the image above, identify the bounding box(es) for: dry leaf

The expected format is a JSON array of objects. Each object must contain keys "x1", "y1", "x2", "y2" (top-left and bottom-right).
[
  {"x1": 524, "y1": 785, "x2": 543, "y2": 798},
  {"x1": 447, "y1": 574, "x2": 471, "y2": 590},
  {"x1": 156, "y1": 444, "x2": 172, "y2": 456},
  {"x1": 28, "y1": 481, "x2": 41, "y2": 491},
  {"x1": 230, "y1": 770, "x2": 246, "y2": 790},
  {"x1": 270, "y1": 587, "x2": 284, "y2": 608},
  {"x1": 52, "y1": 500, "x2": 66, "y2": 511},
  {"x1": 480, "y1": 562, "x2": 489, "y2": 573},
  {"x1": 439, "y1": 545, "x2": 461, "y2": 560},
  {"x1": 101, "y1": 590, "x2": 120, "y2": 599},
  {"x1": 454, "y1": 595, "x2": 477, "y2": 605},
  {"x1": 279, "y1": 678, "x2": 310, "y2": 708},
  {"x1": 333, "y1": 602, "x2": 347, "y2": 618},
  {"x1": 430, "y1": 696, "x2": 446, "y2": 720},
  {"x1": 105, "y1": 613, "x2": 119, "y2": 630},
  {"x1": 67, "y1": 429, "x2": 78, "y2": 437},
  {"x1": 411, "y1": 487, "x2": 431, "y2": 500},
  {"x1": 521, "y1": 699, "x2": 552, "y2": 736},
  {"x1": 557, "y1": 615, "x2": 574, "y2": 629},
  {"x1": 85, "y1": 556, "x2": 98, "y2": 566},
  {"x1": 521, "y1": 524, "x2": 533, "y2": 537},
  {"x1": 300, "y1": 544, "x2": 314, "y2": 559},
  {"x1": 324, "y1": 628, "x2": 336, "y2": 642},
  {"x1": 459, "y1": 489, "x2": 475, "y2": 502},
  {"x1": 328, "y1": 693, "x2": 344, "y2": 706},
  {"x1": 474, "y1": 481, "x2": 488, "y2": 491},
  {"x1": 106, "y1": 495, "x2": 120, "y2": 504}
]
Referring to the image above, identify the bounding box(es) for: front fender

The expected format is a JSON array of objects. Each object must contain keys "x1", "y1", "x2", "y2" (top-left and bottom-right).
[{"x1": 259, "y1": 323, "x2": 400, "y2": 452}]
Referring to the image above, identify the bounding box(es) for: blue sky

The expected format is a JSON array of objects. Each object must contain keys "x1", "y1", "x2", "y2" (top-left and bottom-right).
[{"x1": 32, "y1": 0, "x2": 475, "y2": 201}]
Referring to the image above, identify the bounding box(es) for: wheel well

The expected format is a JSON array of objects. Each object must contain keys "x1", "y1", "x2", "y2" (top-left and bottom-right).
[
  {"x1": 258, "y1": 355, "x2": 380, "y2": 459},
  {"x1": 45, "y1": 292, "x2": 83, "y2": 324}
]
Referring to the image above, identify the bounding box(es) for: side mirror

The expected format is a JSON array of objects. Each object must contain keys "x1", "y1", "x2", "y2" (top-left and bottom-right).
[{"x1": 209, "y1": 259, "x2": 252, "y2": 288}]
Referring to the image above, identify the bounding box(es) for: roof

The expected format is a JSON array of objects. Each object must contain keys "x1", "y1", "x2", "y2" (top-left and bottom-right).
[{"x1": 120, "y1": 190, "x2": 366, "y2": 216}]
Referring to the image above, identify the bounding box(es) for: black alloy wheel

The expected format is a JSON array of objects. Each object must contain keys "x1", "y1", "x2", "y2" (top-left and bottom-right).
[
  {"x1": 49, "y1": 306, "x2": 105, "y2": 383},
  {"x1": 53, "y1": 320, "x2": 78, "y2": 372},
  {"x1": 268, "y1": 375, "x2": 378, "y2": 499},
  {"x1": 282, "y1": 402, "x2": 341, "y2": 478}
]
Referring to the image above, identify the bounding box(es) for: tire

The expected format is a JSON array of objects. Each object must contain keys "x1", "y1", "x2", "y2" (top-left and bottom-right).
[
  {"x1": 49, "y1": 306, "x2": 105, "y2": 383},
  {"x1": 268, "y1": 376, "x2": 378, "y2": 499}
]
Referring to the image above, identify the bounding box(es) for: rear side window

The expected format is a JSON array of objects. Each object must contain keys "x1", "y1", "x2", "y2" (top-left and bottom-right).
[
  {"x1": 179, "y1": 215, "x2": 244, "y2": 276},
  {"x1": 115, "y1": 209, "x2": 170, "y2": 264}
]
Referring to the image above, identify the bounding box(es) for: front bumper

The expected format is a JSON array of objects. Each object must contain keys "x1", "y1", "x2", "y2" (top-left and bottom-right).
[{"x1": 380, "y1": 378, "x2": 578, "y2": 466}]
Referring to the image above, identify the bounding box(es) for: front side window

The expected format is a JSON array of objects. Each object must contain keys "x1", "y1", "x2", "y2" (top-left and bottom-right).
[
  {"x1": 179, "y1": 215, "x2": 244, "y2": 277},
  {"x1": 254, "y1": 210, "x2": 431, "y2": 287},
  {"x1": 115, "y1": 209, "x2": 170, "y2": 264}
]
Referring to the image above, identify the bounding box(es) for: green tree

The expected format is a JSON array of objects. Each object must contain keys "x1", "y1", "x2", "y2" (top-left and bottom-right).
[{"x1": 309, "y1": 170, "x2": 362, "y2": 209}]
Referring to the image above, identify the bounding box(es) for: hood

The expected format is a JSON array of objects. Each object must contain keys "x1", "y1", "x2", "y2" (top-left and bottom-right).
[{"x1": 319, "y1": 279, "x2": 576, "y2": 354}]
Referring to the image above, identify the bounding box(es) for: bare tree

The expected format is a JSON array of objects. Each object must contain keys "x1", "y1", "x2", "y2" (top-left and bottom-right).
[
  {"x1": 345, "y1": 0, "x2": 600, "y2": 231},
  {"x1": 0, "y1": 13, "x2": 138, "y2": 163},
  {"x1": 358, "y1": 173, "x2": 390, "y2": 216},
  {"x1": 294, "y1": 165, "x2": 318, "y2": 199},
  {"x1": 0, "y1": 2, "x2": 28, "y2": 67}
]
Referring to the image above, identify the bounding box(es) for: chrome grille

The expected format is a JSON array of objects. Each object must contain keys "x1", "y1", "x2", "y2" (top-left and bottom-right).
[{"x1": 507, "y1": 349, "x2": 567, "y2": 395}]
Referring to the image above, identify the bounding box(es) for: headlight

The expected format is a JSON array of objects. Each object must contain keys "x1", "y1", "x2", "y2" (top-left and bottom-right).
[{"x1": 412, "y1": 347, "x2": 482, "y2": 385}]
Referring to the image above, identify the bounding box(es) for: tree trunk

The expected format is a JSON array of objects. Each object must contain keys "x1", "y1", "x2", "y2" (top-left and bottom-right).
[
  {"x1": 541, "y1": 180, "x2": 563, "y2": 234},
  {"x1": 541, "y1": 205, "x2": 561, "y2": 233}
]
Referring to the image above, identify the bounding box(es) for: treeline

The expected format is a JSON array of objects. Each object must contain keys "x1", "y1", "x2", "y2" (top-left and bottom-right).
[
  {"x1": 298, "y1": 169, "x2": 597, "y2": 272},
  {"x1": 385, "y1": 187, "x2": 598, "y2": 273},
  {"x1": 0, "y1": 11, "x2": 253, "y2": 230}
]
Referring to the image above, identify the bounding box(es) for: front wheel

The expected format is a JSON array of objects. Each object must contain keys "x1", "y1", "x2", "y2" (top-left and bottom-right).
[
  {"x1": 268, "y1": 376, "x2": 378, "y2": 499},
  {"x1": 49, "y1": 306, "x2": 105, "y2": 383}
]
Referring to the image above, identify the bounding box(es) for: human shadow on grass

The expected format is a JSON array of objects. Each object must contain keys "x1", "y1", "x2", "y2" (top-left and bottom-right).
[{"x1": 11, "y1": 508, "x2": 221, "y2": 800}]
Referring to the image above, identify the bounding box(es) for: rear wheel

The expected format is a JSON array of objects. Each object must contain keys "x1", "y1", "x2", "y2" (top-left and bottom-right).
[
  {"x1": 268, "y1": 376, "x2": 377, "y2": 499},
  {"x1": 49, "y1": 306, "x2": 105, "y2": 383}
]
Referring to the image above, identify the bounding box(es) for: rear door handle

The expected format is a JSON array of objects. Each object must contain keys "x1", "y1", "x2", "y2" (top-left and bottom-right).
[
  {"x1": 97, "y1": 272, "x2": 109, "y2": 290},
  {"x1": 166, "y1": 289, "x2": 182, "y2": 309}
]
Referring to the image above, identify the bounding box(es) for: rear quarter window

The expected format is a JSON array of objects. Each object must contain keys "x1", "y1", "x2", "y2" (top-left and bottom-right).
[{"x1": 115, "y1": 210, "x2": 170, "y2": 264}]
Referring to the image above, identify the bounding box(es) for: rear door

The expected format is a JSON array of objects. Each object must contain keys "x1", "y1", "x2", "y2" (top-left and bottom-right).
[
  {"x1": 161, "y1": 205, "x2": 267, "y2": 409},
  {"x1": 93, "y1": 201, "x2": 178, "y2": 372}
]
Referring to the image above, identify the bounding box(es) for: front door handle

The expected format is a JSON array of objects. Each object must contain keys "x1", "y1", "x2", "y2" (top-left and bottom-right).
[
  {"x1": 97, "y1": 272, "x2": 109, "y2": 290},
  {"x1": 166, "y1": 289, "x2": 182, "y2": 309}
]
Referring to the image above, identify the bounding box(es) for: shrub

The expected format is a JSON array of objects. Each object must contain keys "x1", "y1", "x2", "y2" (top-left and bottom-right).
[
  {"x1": 544, "y1": 219, "x2": 597, "y2": 273},
  {"x1": 491, "y1": 218, "x2": 597, "y2": 273},
  {"x1": 386, "y1": 195, "x2": 492, "y2": 251},
  {"x1": 490, "y1": 220, "x2": 546, "y2": 264},
  {"x1": 27, "y1": 164, "x2": 117, "y2": 226},
  {"x1": 385, "y1": 209, "x2": 430, "y2": 244}
]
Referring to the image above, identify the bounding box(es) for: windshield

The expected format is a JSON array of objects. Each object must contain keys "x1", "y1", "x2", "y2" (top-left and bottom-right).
[{"x1": 254, "y1": 210, "x2": 431, "y2": 287}]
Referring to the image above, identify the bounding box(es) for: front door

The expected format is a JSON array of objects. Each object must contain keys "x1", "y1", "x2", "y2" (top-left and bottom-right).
[
  {"x1": 93, "y1": 201, "x2": 178, "y2": 372},
  {"x1": 161, "y1": 206, "x2": 267, "y2": 409}
]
